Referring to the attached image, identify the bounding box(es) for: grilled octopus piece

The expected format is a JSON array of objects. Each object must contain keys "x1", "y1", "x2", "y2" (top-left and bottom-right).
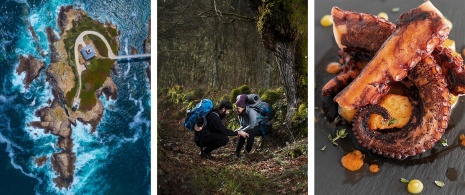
[
  {"x1": 434, "y1": 46, "x2": 465, "y2": 95},
  {"x1": 334, "y1": 1, "x2": 451, "y2": 110},
  {"x1": 323, "y1": 7, "x2": 394, "y2": 97},
  {"x1": 332, "y1": 6, "x2": 396, "y2": 57},
  {"x1": 322, "y1": 51, "x2": 364, "y2": 96},
  {"x1": 325, "y1": 6, "x2": 465, "y2": 97},
  {"x1": 352, "y1": 56, "x2": 450, "y2": 159}
]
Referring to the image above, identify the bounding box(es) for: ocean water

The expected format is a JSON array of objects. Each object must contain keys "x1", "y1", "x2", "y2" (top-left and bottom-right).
[{"x1": 0, "y1": 0, "x2": 151, "y2": 194}]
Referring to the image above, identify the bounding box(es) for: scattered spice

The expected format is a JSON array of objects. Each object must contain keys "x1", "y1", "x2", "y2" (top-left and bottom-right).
[
  {"x1": 328, "y1": 129, "x2": 348, "y2": 146},
  {"x1": 434, "y1": 180, "x2": 445, "y2": 188},
  {"x1": 341, "y1": 150, "x2": 364, "y2": 171},
  {"x1": 386, "y1": 118, "x2": 398, "y2": 126},
  {"x1": 321, "y1": 145, "x2": 326, "y2": 151},
  {"x1": 391, "y1": 7, "x2": 400, "y2": 13},
  {"x1": 369, "y1": 164, "x2": 379, "y2": 173},
  {"x1": 460, "y1": 134, "x2": 465, "y2": 146},
  {"x1": 377, "y1": 12, "x2": 388, "y2": 20},
  {"x1": 320, "y1": 15, "x2": 333, "y2": 27},
  {"x1": 441, "y1": 139, "x2": 448, "y2": 147},
  {"x1": 326, "y1": 62, "x2": 342, "y2": 74},
  {"x1": 407, "y1": 179, "x2": 424, "y2": 194},
  {"x1": 400, "y1": 178, "x2": 410, "y2": 184}
]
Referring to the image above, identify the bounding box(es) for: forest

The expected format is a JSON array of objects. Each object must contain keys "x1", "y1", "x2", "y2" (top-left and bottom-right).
[{"x1": 157, "y1": 0, "x2": 308, "y2": 194}]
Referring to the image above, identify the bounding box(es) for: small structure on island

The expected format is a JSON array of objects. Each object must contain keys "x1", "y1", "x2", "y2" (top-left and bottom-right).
[{"x1": 80, "y1": 44, "x2": 96, "y2": 61}]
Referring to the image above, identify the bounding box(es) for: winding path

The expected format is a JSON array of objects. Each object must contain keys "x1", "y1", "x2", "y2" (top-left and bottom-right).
[{"x1": 72, "y1": 31, "x2": 150, "y2": 109}]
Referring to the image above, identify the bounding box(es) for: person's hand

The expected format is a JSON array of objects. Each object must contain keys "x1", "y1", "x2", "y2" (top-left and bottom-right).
[{"x1": 238, "y1": 131, "x2": 249, "y2": 138}]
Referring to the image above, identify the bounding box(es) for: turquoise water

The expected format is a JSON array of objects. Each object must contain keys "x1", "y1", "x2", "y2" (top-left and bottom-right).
[{"x1": 0, "y1": 0, "x2": 151, "y2": 194}]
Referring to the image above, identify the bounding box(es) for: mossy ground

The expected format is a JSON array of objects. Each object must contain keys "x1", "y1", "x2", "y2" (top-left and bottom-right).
[{"x1": 79, "y1": 58, "x2": 114, "y2": 111}]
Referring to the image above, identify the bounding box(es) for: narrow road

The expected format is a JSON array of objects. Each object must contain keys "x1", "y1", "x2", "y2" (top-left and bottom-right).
[{"x1": 72, "y1": 30, "x2": 150, "y2": 109}]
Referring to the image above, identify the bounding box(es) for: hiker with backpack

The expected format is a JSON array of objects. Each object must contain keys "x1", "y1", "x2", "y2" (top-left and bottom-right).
[
  {"x1": 235, "y1": 94, "x2": 274, "y2": 157},
  {"x1": 188, "y1": 100, "x2": 249, "y2": 159}
]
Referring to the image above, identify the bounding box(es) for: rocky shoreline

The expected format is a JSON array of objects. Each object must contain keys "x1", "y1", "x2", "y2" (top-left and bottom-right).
[
  {"x1": 24, "y1": 6, "x2": 119, "y2": 189},
  {"x1": 16, "y1": 55, "x2": 45, "y2": 89}
]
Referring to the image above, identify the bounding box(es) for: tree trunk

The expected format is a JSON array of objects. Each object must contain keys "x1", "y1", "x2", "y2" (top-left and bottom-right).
[
  {"x1": 274, "y1": 41, "x2": 298, "y2": 128},
  {"x1": 212, "y1": 35, "x2": 219, "y2": 87},
  {"x1": 264, "y1": 51, "x2": 272, "y2": 89}
]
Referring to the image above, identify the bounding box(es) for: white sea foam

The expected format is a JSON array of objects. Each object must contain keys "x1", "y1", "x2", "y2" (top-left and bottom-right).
[
  {"x1": 129, "y1": 98, "x2": 150, "y2": 131},
  {"x1": 0, "y1": 133, "x2": 42, "y2": 184},
  {"x1": 12, "y1": 70, "x2": 26, "y2": 93},
  {"x1": 29, "y1": 14, "x2": 39, "y2": 27}
]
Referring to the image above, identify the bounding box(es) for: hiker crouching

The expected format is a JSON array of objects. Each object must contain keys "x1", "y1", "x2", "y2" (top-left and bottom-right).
[
  {"x1": 194, "y1": 100, "x2": 249, "y2": 159},
  {"x1": 235, "y1": 94, "x2": 272, "y2": 157}
]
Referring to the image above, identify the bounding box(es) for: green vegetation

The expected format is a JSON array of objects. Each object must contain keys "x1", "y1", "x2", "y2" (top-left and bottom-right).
[
  {"x1": 65, "y1": 66, "x2": 80, "y2": 108},
  {"x1": 230, "y1": 85, "x2": 252, "y2": 103},
  {"x1": 261, "y1": 89, "x2": 282, "y2": 105},
  {"x1": 79, "y1": 58, "x2": 114, "y2": 111},
  {"x1": 86, "y1": 34, "x2": 109, "y2": 57},
  {"x1": 62, "y1": 12, "x2": 119, "y2": 110},
  {"x1": 192, "y1": 166, "x2": 272, "y2": 194},
  {"x1": 63, "y1": 14, "x2": 117, "y2": 61},
  {"x1": 292, "y1": 102, "x2": 308, "y2": 138}
]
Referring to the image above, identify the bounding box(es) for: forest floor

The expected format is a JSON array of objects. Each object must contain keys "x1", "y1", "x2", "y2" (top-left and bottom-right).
[{"x1": 157, "y1": 99, "x2": 308, "y2": 195}]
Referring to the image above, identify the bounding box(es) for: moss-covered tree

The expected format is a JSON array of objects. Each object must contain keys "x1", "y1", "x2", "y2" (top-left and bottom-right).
[{"x1": 248, "y1": 0, "x2": 308, "y2": 131}]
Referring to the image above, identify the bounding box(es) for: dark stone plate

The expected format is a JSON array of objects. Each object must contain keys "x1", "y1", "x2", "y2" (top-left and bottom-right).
[{"x1": 314, "y1": 0, "x2": 465, "y2": 194}]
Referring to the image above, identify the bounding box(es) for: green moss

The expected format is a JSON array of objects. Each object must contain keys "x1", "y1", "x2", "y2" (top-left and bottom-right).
[
  {"x1": 230, "y1": 88, "x2": 241, "y2": 103},
  {"x1": 258, "y1": 88, "x2": 266, "y2": 96},
  {"x1": 261, "y1": 90, "x2": 281, "y2": 105},
  {"x1": 79, "y1": 58, "x2": 114, "y2": 111},
  {"x1": 291, "y1": 102, "x2": 308, "y2": 138},
  {"x1": 238, "y1": 85, "x2": 251, "y2": 94},
  {"x1": 182, "y1": 89, "x2": 203, "y2": 103}
]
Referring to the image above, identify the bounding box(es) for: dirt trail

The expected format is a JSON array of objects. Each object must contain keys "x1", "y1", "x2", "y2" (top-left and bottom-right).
[{"x1": 157, "y1": 102, "x2": 307, "y2": 195}]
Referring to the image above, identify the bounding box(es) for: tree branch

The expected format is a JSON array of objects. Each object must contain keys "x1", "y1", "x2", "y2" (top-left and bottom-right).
[{"x1": 198, "y1": 10, "x2": 255, "y2": 22}]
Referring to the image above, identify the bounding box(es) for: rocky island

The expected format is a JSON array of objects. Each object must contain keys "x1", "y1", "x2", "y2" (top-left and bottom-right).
[{"x1": 24, "y1": 6, "x2": 119, "y2": 189}]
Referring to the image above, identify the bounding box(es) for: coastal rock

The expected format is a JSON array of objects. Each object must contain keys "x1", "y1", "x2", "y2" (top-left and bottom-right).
[
  {"x1": 76, "y1": 99, "x2": 104, "y2": 133},
  {"x1": 34, "y1": 156, "x2": 47, "y2": 167},
  {"x1": 16, "y1": 55, "x2": 45, "y2": 89},
  {"x1": 46, "y1": 27, "x2": 60, "y2": 63},
  {"x1": 51, "y1": 151, "x2": 76, "y2": 189},
  {"x1": 57, "y1": 136, "x2": 74, "y2": 151},
  {"x1": 97, "y1": 77, "x2": 118, "y2": 101},
  {"x1": 29, "y1": 98, "x2": 72, "y2": 138}
]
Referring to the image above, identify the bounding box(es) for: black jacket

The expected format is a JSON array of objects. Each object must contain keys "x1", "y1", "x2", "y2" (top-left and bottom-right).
[{"x1": 202, "y1": 109, "x2": 238, "y2": 136}]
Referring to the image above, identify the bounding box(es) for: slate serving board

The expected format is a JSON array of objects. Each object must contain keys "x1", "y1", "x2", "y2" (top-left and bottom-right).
[{"x1": 314, "y1": 0, "x2": 465, "y2": 194}]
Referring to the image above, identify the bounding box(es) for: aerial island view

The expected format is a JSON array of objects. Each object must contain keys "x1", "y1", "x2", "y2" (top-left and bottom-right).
[{"x1": 0, "y1": 0, "x2": 150, "y2": 194}]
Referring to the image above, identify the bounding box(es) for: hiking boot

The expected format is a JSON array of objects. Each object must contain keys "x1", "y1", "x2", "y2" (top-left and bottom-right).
[{"x1": 200, "y1": 152, "x2": 214, "y2": 160}]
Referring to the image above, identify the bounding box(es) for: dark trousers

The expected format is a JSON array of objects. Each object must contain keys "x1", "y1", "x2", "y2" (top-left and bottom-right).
[
  {"x1": 236, "y1": 124, "x2": 272, "y2": 153},
  {"x1": 195, "y1": 133, "x2": 229, "y2": 153}
]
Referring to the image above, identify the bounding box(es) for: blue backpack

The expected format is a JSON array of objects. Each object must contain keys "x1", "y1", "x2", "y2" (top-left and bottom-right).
[
  {"x1": 250, "y1": 101, "x2": 276, "y2": 121},
  {"x1": 184, "y1": 99, "x2": 214, "y2": 131}
]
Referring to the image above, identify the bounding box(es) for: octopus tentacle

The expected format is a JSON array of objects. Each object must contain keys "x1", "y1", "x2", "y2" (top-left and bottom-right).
[
  {"x1": 332, "y1": 6, "x2": 396, "y2": 56},
  {"x1": 433, "y1": 46, "x2": 465, "y2": 95},
  {"x1": 352, "y1": 56, "x2": 450, "y2": 159}
]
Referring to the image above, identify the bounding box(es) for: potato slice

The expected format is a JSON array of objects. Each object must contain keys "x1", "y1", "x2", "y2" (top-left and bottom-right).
[{"x1": 369, "y1": 94, "x2": 412, "y2": 130}]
